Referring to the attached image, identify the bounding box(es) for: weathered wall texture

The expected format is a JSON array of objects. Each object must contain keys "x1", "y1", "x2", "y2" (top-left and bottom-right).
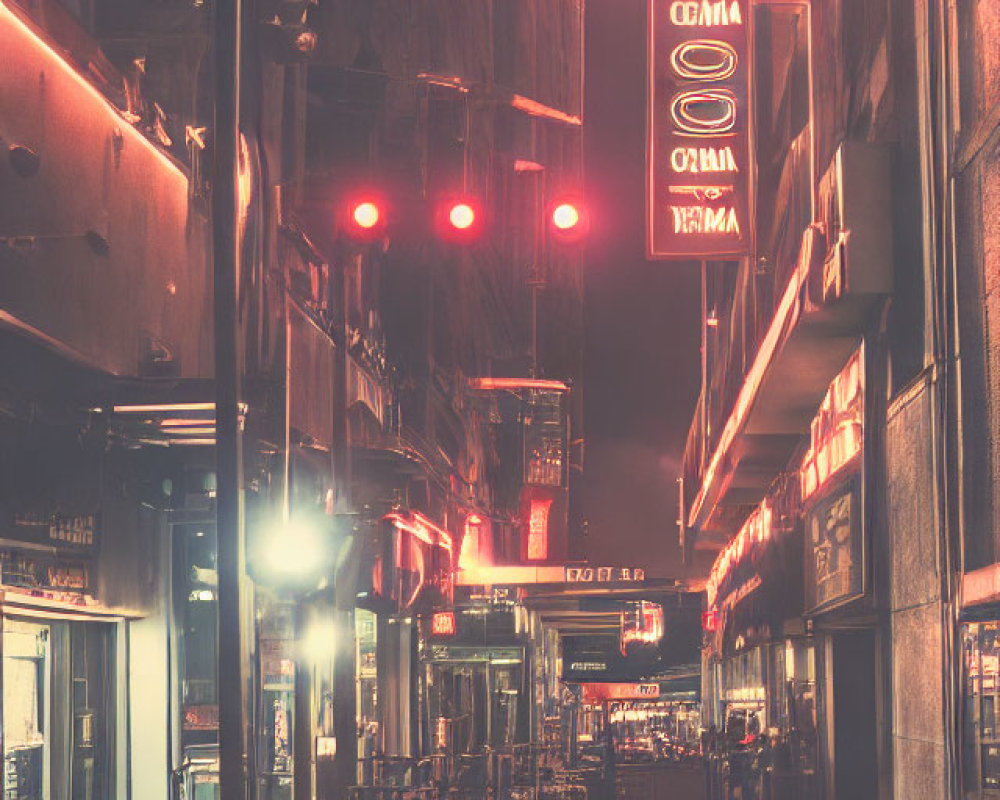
[{"x1": 886, "y1": 376, "x2": 946, "y2": 800}]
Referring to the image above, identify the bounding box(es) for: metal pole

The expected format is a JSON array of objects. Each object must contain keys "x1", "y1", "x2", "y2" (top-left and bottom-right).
[
  {"x1": 213, "y1": 0, "x2": 246, "y2": 797},
  {"x1": 323, "y1": 248, "x2": 356, "y2": 800},
  {"x1": 294, "y1": 608, "x2": 313, "y2": 800}
]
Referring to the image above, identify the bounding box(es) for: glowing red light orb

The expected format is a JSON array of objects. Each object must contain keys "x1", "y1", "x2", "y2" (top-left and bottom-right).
[
  {"x1": 353, "y1": 201, "x2": 380, "y2": 230},
  {"x1": 552, "y1": 203, "x2": 581, "y2": 230},
  {"x1": 449, "y1": 203, "x2": 476, "y2": 230}
]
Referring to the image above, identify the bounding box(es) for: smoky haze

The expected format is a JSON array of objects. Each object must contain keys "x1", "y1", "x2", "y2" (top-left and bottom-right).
[{"x1": 582, "y1": 0, "x2": 710, "y2": 579}]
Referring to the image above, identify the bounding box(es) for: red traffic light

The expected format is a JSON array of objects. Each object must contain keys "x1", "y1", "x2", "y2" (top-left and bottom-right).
[
  {"x1": 353, "y1": 201, "x2": 380, "y2": 230},
  {"x1": 552, "y1": 203, "x2": 580, "y2": 230},
  {"x1": 437, "y1": 197, "x2": 484, "y2": 242},
  {"x1": 345, "y1": 196, "x2": 386, "y2": 241},
  {"x1": 548, "y1": 197, "x2": 589, "y2": 243},
  {"x1": 449, "y1": 202, "x2": 476, "y2": 230}
]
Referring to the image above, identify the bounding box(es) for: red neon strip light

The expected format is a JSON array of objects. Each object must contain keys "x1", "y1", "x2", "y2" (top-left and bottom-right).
[
  {"x1": 511, "y1": 94, "x2": 582, "y2": 126},
  {"x1": 469, "y1": 377, "x2": 570, "y2": 392},
  {"x1": 386, "y1": 512, "x2": 453, "y2": 553}
]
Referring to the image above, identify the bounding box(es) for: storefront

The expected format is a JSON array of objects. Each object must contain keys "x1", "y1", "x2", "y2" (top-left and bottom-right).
[
  {"x1": 702, "y1": 345, "x2": 872, "y2": 800},
  {"x1": 351, "y1": 509, "x2": 459, "y2": 788},
  {"x1": 3, "y1": 605, "x2": 125, "y2": 800},
  {"x1": 961, "y1": 613, "x2": 1000, "y2": 797},
  {"x1": 702, "y1": 465, "x2": 815, "y2": 799},
  {"x1": 0, "y1": 413, "x2": 146, "y2": 800}
]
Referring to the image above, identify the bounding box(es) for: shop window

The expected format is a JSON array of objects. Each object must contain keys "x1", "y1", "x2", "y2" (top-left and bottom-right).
[
  {"x1": 3, "y1": 617, "x2": 117, "y2": 800},
  {"x1": 173, "y1": 524, "x2": 219, "y2": 748},
  {"x1": 523, "y1": 391, "x2": 567, "y2": 489},
  {"x1": 964, "y1": 621, "x2": 1000, "y2": 795},
  {"x1": 356, "y1": 609, "x2": 379, "y2": 769}
]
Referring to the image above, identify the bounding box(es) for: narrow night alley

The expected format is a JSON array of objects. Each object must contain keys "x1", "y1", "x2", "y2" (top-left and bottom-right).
[{"x1": 0, "y1": 0, "x2": 994, "y2": 799}]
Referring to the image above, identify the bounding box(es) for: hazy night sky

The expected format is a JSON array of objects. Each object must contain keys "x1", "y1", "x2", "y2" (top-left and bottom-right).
[{"x1": 582, "y1": 0, "x2": 711, "y2": 579}]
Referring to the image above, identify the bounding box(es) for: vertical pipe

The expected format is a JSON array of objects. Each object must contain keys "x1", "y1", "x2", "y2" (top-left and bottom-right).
[
  {"x1": 326, "y1": 250, "x2": 355, "y2": 800},
  {"x1": 531, "y1": 285, "x2": 539, "y2": 378},
  {"x1": 212, "y1": 0, "x2": 246, "y2": 797},
  {"x1": 293, "y1": 608, "x2": 312, "y2": 800},
  {"x1": 700, "y1": 260, "x2": 708, "y2": 472}
]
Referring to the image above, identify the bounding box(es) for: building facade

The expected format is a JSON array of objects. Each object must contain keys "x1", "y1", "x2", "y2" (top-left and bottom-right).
[
  {"x1": 681, "y1": 1, "x2": 1000, "y2": 799},
  {"x1": 0, "y1": 0, "x2": 584, "y2": 798}
]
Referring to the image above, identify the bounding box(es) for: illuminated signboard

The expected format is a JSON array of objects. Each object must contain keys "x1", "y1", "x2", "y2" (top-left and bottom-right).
[
  {"x1": 431, "y1": 611, "x2": 457, "y2": 636},
  {"x1": 647, "y1": 0, "x2": 751, "y2": 258},
  {"x1": 805, "y1": 475, "x2": 863, "y2": 613},
  {"x1": 705, "y1": 499, "x2": 771, "y2": 610},
  {"x1": 620, "y1": 600, "x2": 665, "y2": 654},
  {"x1": 565, "y1": 566, "x2": 646, "y2": 583},
  {"x1": 800, "y1": 347, "x2": 864, "y2": 502},
  {"x1": 527, "y1": 497, "x2": 552, "y2": 560},
  {"x1": 580, "y1": 683, "x2": 661, "y2": 704}
]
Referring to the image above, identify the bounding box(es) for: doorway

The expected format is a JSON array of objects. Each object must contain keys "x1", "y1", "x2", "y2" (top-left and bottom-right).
[
  {"x1": 828, "y1": 629, "x2": 879, "y2": 800},
  {"x1": 3, "y1": 616, "x2": 117, "y2": 800}
]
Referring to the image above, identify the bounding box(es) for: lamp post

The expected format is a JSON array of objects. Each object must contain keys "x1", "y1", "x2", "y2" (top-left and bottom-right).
[{"x1": 212, "y1": 0, "x2": 247, "y2": 797}]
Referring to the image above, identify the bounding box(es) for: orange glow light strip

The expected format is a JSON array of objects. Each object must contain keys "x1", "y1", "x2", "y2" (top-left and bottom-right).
[
  {"x1": 688, "y1": 256, "x2": 806, "y2": 530},
  {"x1": 511, "y1": 94, "x2": 582, "y2": 126},
  {"x1": 0, "y1": 1, "x2": 187, "y2": 187},
  {"x1": 469, "y1": 377, "x2": 570, "y2": 392},
  {"x1": 386, "y1": 511, "x2": 453, "y2": 553}
]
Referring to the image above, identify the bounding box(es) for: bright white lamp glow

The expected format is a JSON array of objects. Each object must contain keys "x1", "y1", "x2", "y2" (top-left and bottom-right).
[
  {"x1": 552, "y1": 203, "x2": 581, "y2": 230},
  {"x1": 261, "y1": 517, "x2": 326, "y2": 577},
  {"x1": 301, "y1": 619, "x2": 338, "y2": 662},
  {"x1": 449, "y1": 203, "x2": 476, "y2": 230},
  {"x1": 352, "y1": 201, "x2": 380, "y2": 229}
]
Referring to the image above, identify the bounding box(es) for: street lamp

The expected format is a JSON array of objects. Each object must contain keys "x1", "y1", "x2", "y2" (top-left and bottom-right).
[
  {"x1": 249, "y1": 515, "x2": 333, "y2": 588},
  {"x1": 300, "y1": 617, "x2": 338, "y2": 662}
]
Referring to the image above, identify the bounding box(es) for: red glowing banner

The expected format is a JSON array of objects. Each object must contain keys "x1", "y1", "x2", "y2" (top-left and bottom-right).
[
  {"x1": 580, "y1": 683, "x2": 660, "y2": 704},
  {"x1": 431, "y1": 611, "x2": 456, "y2": 636},
  {"x1": 527, "y1": 497, "x2": 552, "y2": 561},
  {"x1": 800, "y1": 348, "x2": 864, "y2": 502},
  {"x1": 647, "y1": 0, "x2": 751, "y2": 258}
]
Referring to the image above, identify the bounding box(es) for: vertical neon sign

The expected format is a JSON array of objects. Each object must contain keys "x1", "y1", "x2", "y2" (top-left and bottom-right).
[
  {"x1": 648, "y1": 0, "x2": 751, "y2": 258},
  {"x1": 527, "y1": 497, "x2": 552, "y2": 561}
]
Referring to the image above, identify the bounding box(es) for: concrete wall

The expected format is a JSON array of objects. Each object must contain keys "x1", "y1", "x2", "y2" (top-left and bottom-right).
[{"x1": 885, "y1": 374, "x2": 947, "y2": 800}]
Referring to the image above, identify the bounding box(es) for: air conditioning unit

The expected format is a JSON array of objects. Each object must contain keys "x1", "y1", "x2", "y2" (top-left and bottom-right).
[{"x1": 814, "y1": 142, "x2": 893, "y2": 304}]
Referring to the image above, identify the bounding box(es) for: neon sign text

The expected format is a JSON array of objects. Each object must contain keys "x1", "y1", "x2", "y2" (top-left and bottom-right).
[
  {"x1": 669, "y1": 1, "x2": 743, "y2": 26},
  {"x1": 670, "y1": 146, "x2": 739, "y2": 173},
  {"x1": 670, "y1": 40, "x2": 738, "y2": 80},
  {"x1": 670, "y1": 205, "x2": 741, "y2": 235},
  {"x1": 648, "y1": 0, "x2": 749, "y2": 257},
  {"x1": 669, "y1": 90, "x2": 737, "y2": 134}
]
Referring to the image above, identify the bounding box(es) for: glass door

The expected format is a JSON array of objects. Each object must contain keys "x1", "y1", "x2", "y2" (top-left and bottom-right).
[
  {"x1": 3, "y1": 619, "x2": 49, "y2": 800},
  {"x1": 3, "y1": 617, "x2": 116, "y2": 800}
]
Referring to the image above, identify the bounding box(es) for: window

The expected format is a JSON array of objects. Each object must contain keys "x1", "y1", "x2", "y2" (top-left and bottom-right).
[{"x1": 3, "y1": 617, "x2": 117, "y2": 800}]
